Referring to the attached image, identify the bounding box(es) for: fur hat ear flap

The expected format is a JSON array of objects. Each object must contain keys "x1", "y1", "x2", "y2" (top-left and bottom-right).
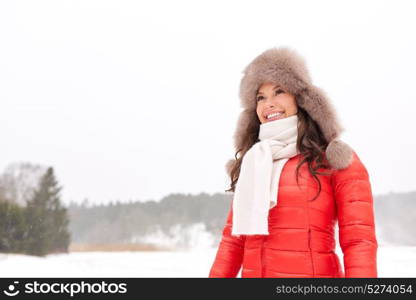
[
  {"x1": 296, "y1": 85, "x2": 343, "y2": 142},
  {"x1": 326, "y1": 139, "x2": 353, "y2": 170},
  {"x1": 297, "y1": 85, "x2": 353, "y2": 170}
]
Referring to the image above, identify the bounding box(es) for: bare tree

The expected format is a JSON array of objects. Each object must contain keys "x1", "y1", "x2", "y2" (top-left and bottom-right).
[{"x1": 0, "y1": 162, "x2": 46, "y2": 206}]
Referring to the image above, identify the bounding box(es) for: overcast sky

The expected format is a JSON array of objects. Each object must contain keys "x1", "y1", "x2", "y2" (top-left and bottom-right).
[{"x1": 1, "y1": 0, "x2": 415, "y2": 205}]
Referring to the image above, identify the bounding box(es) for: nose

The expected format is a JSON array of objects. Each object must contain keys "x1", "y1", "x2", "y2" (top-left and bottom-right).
[{"x1": 265, "y1": 97, "x2": 275, "y2": 107}]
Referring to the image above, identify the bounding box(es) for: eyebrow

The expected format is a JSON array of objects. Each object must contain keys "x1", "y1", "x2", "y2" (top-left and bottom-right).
[{"x1": 256, "y1": 85, "x2": 281, "y2": 95}]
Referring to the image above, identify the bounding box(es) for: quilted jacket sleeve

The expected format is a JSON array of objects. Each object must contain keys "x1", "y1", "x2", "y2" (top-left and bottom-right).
[
  {"x1": 208, "y1": 200, "x2": 245, "y2": 278},
  {"x1": 331, "y1": 151, "x2": 378, "y2": 277}
]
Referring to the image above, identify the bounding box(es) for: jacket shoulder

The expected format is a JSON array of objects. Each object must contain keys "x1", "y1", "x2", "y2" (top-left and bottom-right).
[{"x1": 330, "y1": 150, "x2": 370, "y2": 183}]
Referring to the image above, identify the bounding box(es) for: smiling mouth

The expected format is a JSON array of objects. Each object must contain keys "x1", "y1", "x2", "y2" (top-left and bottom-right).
[{"x1": 265, "y1": 111, "x2": 285, "y2": 122}]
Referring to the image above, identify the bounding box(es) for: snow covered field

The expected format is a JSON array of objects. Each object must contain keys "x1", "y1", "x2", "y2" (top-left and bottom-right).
[{"x1": 1, "y1": 244, "x2": 415, "y2": 278}]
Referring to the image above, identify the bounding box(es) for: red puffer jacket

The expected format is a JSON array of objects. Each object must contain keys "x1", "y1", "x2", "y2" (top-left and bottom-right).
[{"x1": 209, "y1": 151, "x2": 378, "y2": 278}]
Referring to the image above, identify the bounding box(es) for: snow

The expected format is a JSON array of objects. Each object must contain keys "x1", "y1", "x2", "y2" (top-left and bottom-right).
[
  {"x1": 1, "y1": 245, "x2": 415, "y2": 277},
  {"x1": 0, "y1": 249, "x2": 217, "y2": 277}
]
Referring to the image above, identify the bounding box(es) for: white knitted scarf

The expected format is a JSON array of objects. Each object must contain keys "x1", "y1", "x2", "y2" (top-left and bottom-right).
[{"x1": 231, "y1": 114, "x2": 299, "y2": 236}]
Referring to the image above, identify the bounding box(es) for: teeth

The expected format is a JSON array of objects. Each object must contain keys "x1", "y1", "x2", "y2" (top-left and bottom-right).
[{"x1": 266, "y1": 112, "x2": 283, "y2": 119}]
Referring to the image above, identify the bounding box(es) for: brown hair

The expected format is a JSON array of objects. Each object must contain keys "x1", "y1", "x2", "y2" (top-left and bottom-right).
[{"x1": 225, "y1": 104, "x2": 332, "y2": 201}]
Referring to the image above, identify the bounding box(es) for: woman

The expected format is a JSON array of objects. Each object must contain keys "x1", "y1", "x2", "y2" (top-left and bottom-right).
[{"x1": 208, "y1": 47, "x2": 378, "y2": 278}]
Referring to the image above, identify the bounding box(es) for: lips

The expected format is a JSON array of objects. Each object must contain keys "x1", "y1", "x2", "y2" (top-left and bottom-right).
[{"x1": 264, "y1": 111, "x2": 285, "y2": 122}]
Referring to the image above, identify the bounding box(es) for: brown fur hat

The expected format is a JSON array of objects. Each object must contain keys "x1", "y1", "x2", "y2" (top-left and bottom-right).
[{"x1": 228, "y1": 47, "x2": 353, "y2": 175}]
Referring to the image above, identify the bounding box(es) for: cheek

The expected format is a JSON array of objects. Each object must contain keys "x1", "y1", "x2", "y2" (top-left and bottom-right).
[
  {"x1": 256, "y1": 105, "x2": 263, "y2": 119},
  {"x1": 288, "y1": 104, "x2": 297, "y2": 114},
  {"x1": 284, "y1": 97, "x2": 297, "y2": 113}
]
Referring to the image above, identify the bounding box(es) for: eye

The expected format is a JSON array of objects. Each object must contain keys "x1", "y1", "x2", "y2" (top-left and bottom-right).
[
  {"x1": 275, "y1": 89, "x2": 284, "y2": 95},
  {"x1": 256, "y1": 96, "x2": 264, "y2": 102}
]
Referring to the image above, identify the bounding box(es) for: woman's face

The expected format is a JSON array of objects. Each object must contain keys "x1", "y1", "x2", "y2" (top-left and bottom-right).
[{"x1": 256, "y1": 82, "x2": 298, "y2": 124}]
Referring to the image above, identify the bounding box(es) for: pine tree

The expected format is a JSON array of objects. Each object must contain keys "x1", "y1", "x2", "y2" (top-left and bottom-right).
[{"x1": 25, "y1": 167, "x2": 70, "y2": 256}]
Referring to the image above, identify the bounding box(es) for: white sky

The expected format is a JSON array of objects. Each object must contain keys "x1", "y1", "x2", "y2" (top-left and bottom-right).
[{"x1": 1, "y1": 0, "x2": 415, "y2": 205}]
